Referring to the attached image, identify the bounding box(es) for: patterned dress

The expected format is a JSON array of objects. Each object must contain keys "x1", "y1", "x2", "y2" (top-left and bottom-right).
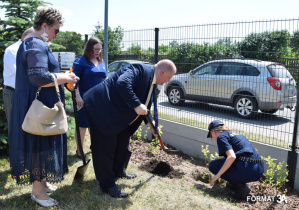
[{"x1": 9, "y1": 37, "x2": 68, "y2": 184}]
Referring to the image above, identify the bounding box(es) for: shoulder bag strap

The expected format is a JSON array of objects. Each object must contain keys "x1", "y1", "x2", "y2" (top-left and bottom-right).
[{"x1": 34, "y1": 73, "x2": 61, "y2": 102}]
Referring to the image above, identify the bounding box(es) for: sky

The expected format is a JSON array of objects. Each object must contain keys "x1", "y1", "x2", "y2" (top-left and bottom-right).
[{"x1": 1, "y1": 0, "x2": 299, "y2": 35}]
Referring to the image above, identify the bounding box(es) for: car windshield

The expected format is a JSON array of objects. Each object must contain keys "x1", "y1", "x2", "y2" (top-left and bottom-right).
[{"x1": 267, "y1": 64, "x2": 292, "y2": 78}]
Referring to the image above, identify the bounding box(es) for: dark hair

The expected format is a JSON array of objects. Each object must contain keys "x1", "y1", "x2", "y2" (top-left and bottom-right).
[
  {"x1": 84, "y1": 37, "x2": 103, "y2": 63},
  {"x1": 34, "y1": 6, "x2": 64, "y2": 30}
]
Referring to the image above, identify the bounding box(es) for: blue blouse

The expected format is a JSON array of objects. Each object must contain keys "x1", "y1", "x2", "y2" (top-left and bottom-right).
[{"x1": 73, "y1": 55, "x2": 107, "y2": 96}]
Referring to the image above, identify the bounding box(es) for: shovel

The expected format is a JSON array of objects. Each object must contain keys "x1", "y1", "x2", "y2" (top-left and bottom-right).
[
  {"x1": 65, "y1": 69, "x2": 91, "y2": 179},
  {"x1": 144, "y1": 113, "x2": 168, "y2": 150}
]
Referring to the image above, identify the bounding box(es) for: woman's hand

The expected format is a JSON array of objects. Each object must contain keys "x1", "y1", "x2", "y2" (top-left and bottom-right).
[
  {"x1": 76, "y1": 95, "x2": 84, "y2": 108},
  {"x1": 210, "y1": 174, "x2": 220, "y2": 186},
  {"x1": 65, "y1": 71, "x2": 79, "y2": 84}
]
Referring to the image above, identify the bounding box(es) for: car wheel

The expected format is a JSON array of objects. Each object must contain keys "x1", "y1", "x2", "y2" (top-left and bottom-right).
[
  {"x1": 261, "y1": 109, "x2": 278, "y2": 114},
  {"x1": 234, "y1": 95, "x2": 257, "y2": 119},
  {"x1": 168, "y1": 86, "x2": 185, "y2": 106}
]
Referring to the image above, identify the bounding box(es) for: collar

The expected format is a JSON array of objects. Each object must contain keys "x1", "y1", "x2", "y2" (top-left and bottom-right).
[
  {"x1": 17, "y1": 39, "x2": 22, "y2": 46},
  {"x1": 152, "y1": 73, "x2": 156, "y2": 85}
]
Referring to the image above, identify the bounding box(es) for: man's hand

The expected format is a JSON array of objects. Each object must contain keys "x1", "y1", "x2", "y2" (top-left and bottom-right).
[
  {"x1": 134, "y1": 104, "x2": 147, "y2": 115},
  {"x1": 148, "y1": 121, "x2": 160, "y2": 138}
]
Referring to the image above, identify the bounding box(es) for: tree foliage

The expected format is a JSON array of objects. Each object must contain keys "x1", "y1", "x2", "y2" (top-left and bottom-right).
[
  {"x1": 93, "y1": 22, "x2": 124, "y2": 62},
  {"x1": 239, "y1": 30, "x2": 291, "y2": 59},
  {"x1": 50, "y1": 31, "x2": 85, "y2": 54},
  {"x1": 290, "y1": 31, "x2": 299, "y2": 56}
]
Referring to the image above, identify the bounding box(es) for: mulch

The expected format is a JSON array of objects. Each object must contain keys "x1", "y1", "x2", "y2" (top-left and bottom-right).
[{"x1": 129, "y1": 139, "x2": 299, "y2": 209}]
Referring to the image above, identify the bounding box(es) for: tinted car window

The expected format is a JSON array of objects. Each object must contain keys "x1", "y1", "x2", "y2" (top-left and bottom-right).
[
  {"x1": 243, "y1": 64, "x2": 260, "y2": 76},
  {"x1": 194, "y1": 62, "x2": 220, "y2": 75},
  {"x1": 219, "y1": 62, "x2": 243, "y2": 75},
  {"x1": 108, "y1": 62, "x2": 120, "y2": 72},
  {"x1": 119, "y1": 62, "x2": 129, "y2": 68},
  {"x1": 267, "y1": 64, "x2": 292, "y2": 78}
]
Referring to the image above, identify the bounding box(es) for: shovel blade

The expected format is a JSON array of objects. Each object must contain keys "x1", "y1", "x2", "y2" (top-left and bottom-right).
[{"x1": 74, "y1": 159, "x2": 91, "y2": 180}]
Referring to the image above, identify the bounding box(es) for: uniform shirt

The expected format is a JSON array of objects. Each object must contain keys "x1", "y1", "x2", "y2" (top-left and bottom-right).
[
  {"x1": 3, "y1": 40, "x2": 21, "y2": 88},
  {"x1": 217, "y1": 131, "x2": 256, "y2": 157}
]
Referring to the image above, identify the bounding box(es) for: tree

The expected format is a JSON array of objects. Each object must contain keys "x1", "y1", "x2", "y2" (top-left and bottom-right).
[
  {"x1": 0, "y1": 0, "x2": 49, "y2": 148},
  {"x1": 290, "y1": 31, "x2": 299, "y2": 56},
  {"x1": 50, "y1": 31, "x2": 85, "y2": 54},
  {"x1": 0, "y1": 0, "x2": 49, "y2": 73},
  {"x1": 239, "y1": 30, "x2": 291, "y2": 60},
  {"x1": 92, "y1": 22, "x2": 124, "y2": 62},
  {"x1": 127, "y1": 43, "x2": 142, "y2": 54}
]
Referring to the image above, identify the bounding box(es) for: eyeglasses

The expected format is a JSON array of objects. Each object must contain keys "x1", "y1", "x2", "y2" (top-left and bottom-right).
[{"x1": 94, "y1": 48, "x2": 102, "y2": 52}]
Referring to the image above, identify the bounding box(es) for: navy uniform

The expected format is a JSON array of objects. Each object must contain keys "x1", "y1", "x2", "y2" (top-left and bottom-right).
[
  {"x1": 207, "y1": 120, "x2": 264, "y2": 198},
  {"x1": 209, "y1": 131, "x2": 264, "y2": 184}
]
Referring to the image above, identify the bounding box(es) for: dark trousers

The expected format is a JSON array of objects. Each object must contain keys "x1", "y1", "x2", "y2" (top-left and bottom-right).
[
  {"x1": 209, "y1": 158, "x2": 264, "y2": 184},
  {"x1": 89, "y1": 117, "x2": 143, "y2": 188},
  {"x1": 3, "y1": 85, "x2": 14, "y2": 135}
]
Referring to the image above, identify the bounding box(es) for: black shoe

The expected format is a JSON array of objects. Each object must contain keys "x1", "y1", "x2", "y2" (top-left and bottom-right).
[
  {"x1": 101, "y1": 186, "x2": 128, "y2": 198},
  {"x1": 225, "y1": 182, "x2": 238, "y2": 191},
  {"x1": 231, "y1": 184, "x2": 251, "y2": 199},
  {"x1": 116, "y1": 172, "x2": 137, "y2": 179}
]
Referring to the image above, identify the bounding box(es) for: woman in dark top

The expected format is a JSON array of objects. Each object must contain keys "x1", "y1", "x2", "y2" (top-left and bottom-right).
[
  {"x1": 9, "y1": 6, "x2": 79, "y2": 207},
  {"x1": 207, "y1": 120, "x2": 264, "y2": 199},
  {"x1": 72, "y1": 37, "x2": 107, "y2": 158}
]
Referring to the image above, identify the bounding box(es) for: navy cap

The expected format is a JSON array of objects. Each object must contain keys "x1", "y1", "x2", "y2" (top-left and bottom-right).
[{"x1": 207, "y1": 120, "x2": 224, "y2": 138}]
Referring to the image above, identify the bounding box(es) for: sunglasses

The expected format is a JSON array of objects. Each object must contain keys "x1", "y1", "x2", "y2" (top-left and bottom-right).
[{"x1": 52, "y1": 26, "x2": 60, "y2": 35}]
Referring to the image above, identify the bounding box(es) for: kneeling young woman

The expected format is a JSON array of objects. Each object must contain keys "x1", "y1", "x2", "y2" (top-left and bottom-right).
[{"x1": 207, "y1": 120, "x2": 264, "y2": 199}]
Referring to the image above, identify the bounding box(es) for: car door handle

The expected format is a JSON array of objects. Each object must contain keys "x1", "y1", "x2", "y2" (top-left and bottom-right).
[{"x1": 233, "y1": 79, "x2": 241, "y2": 81}]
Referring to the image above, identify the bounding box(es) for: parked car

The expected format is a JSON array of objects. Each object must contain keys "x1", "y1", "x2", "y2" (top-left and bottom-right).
[
  {"x1": 107, "y1": 60, "x2": 150, "y2": 77},
  {"x1": 164, "y1": 58, "x2": 297, "y2": 119},
  {"x1": 52, "y1": 52, "x2": 76, "y2": 70},
  {"x1": 108, "y1": 60, "x2": 161, "y2": 95}
]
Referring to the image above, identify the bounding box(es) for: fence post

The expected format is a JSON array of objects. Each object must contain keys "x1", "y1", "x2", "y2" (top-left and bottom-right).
[
  {"x1": 85, "y1": 34, "x2": 88, "y2": 45},
  {"x1": 154, "y1": 28, "x2": 159, "y2": 63},
  {"x1": 287, "y1": 71, "x2": 299, "y2": 189}
]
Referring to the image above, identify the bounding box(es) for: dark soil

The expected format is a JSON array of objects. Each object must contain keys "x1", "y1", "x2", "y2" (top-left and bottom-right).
[
  {"x1": 130, "y1": 139, "x2": 299, "y2": 209},
  {"x1": 139, "y1": 159, "x2": 185, "y2": 178}
]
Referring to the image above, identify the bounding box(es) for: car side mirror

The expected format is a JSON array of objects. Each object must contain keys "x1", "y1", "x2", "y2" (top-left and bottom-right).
[{"x1": 190, "y1": 70, "x2": 194, "y2": 77}]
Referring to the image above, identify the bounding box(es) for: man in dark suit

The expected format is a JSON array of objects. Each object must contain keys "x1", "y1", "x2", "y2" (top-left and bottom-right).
[{"x1": 83, "y1": 59, "x2": 176, "y2": 198}]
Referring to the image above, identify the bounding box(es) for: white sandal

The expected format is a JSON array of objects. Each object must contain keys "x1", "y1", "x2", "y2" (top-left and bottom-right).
[
  {"x1": 31, "y1": 193, "x2": 58, "y2": 207},
  {"x1": 44, "y1": 184, "x2": 59, "y2": 193}
]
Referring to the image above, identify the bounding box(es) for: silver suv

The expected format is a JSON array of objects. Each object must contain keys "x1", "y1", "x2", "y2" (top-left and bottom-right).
[{"x1": 164, "y1": 58, "x2": 297, "y2": 119}]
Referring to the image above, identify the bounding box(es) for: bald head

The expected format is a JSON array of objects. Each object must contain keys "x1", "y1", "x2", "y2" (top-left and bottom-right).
[
  {"x1": 155, "y1": 59, "x2": 177, "y2": 75},
  {"x1": 21, "y1": 27, "x2": 34, "y2": 41},
  {"x1": 154, "y1": 59, "x2": 177, "y2": 85}
]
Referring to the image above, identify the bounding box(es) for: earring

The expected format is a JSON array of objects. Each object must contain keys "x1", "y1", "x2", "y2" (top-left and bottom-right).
[{"x1": 40, "y1": 27, "x2": 49, "y2": 42}]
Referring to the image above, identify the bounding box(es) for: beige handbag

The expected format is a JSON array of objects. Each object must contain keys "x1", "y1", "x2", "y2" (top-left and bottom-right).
[{"x1": 22, "y1": 73, "x2": 68, "y2": 136}]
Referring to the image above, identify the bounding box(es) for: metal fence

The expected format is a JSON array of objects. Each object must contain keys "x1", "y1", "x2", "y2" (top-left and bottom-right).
[{"x1": 108, "y1": 19, "x2": 299, "y2": 152}]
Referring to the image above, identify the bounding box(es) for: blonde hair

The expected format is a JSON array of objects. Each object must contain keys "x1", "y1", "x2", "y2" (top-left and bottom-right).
[
  {"x1": 34, "y1": 6, "x2": 64, "y2": 30},
  {"x1": 210, "y1": 125, "x2": 232, "y2": 141}
]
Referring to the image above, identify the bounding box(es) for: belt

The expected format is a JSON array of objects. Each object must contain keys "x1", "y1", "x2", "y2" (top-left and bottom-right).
[
  {"x1": 238, "y1": 156, "x2": 262, "y2": 163},
  {"x1": 4, "y1": 85, "x2": 14, "y2": 91}
]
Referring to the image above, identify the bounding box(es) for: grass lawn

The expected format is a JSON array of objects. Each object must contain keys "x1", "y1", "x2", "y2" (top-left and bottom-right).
[{"x1": 0, "y1": 127, "x2": 241, "y2": 209}]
